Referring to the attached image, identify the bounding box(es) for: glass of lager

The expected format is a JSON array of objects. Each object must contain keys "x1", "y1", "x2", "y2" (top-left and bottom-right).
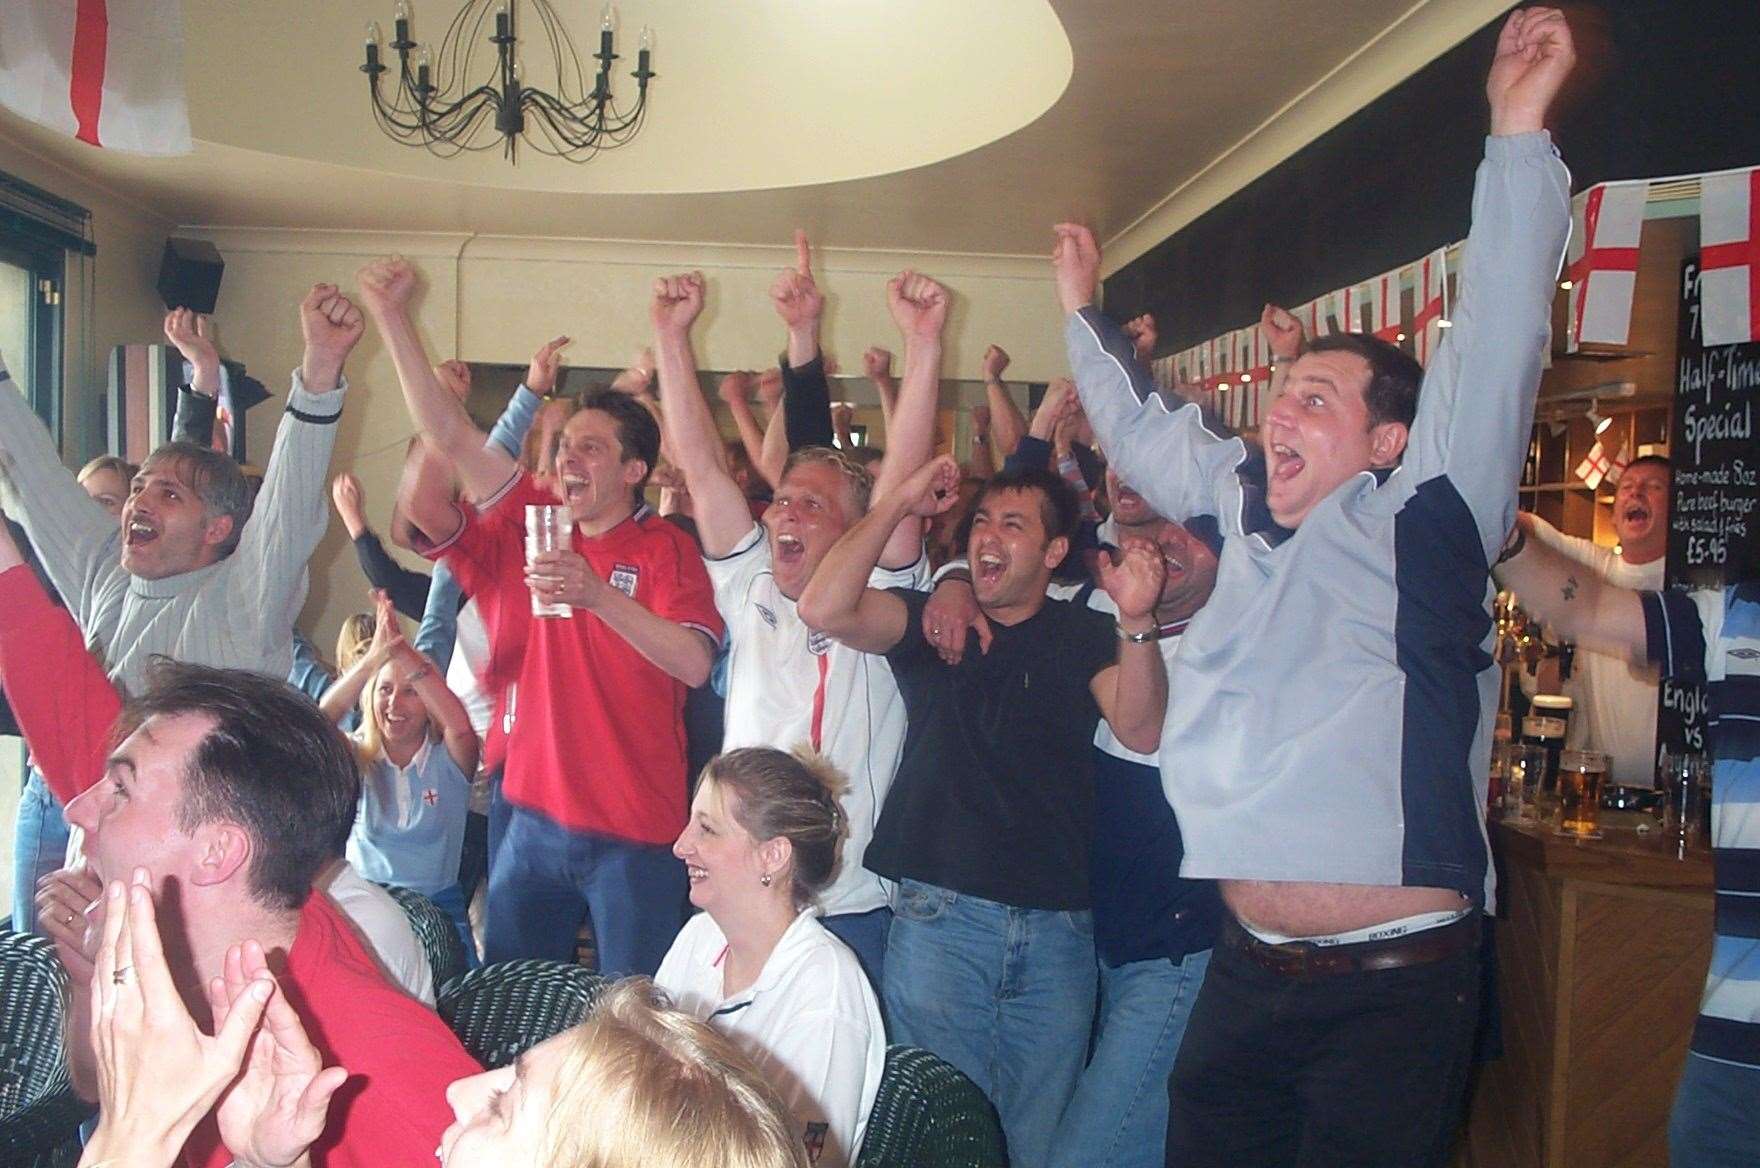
[{"x1": 1555, "y1": 749, "x2": 1608, "y2": 840}]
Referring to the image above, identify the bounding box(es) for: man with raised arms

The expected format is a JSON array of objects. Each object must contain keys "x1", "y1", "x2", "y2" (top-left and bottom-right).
[
  {"x1": 1053, "y1": 9, "x2": 1576, "y2": 1162},
  {"x1": 649, "y1": 234, "x2": 945, "y2": 982}
]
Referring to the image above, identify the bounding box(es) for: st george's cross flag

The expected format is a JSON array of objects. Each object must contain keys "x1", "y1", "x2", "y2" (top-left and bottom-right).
[
  {"x1": 0, "y1": 0, "x2": 192, "y2": 155},
  {"x1": 1699, "y1": 167, "x2": 1760, "y2": 347},
  {"x1": 1574, "y1": 439, "x2": 1629, "y2": 491},
  {"x1": 1413, "y1": 248, "x2": 1449, "y2": 366},
  {"x1": 1565, "y1": 182, "x2": 1646, "y2": 350}
]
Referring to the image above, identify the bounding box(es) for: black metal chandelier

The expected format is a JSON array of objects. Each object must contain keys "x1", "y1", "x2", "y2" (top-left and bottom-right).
[{"x1": 361, "y1": 0, "x2": 655, "y2": 162}]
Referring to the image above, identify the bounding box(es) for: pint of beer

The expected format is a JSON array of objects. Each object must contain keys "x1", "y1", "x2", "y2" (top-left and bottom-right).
[
  {"x1": 526, "y1": 504, "x2": 575, "y2": 619},
  {"x1": 1555, "y1": 749, "x2": 1608, "y2": 840}
]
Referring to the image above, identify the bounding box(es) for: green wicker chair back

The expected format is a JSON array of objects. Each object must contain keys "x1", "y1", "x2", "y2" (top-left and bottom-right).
[
  {"x1": 0, "y1": 929, "x2": 93, "y2": 1166},
  {"x1": 437, "y1": 960, "x2": 612, "y2": 1069},
  {"x1": 856, "y1": 1045, "x2": 1008, "y2": 1168},
  {"x1": 379, "y1": 883, "x2": 468, "y2": 992}
]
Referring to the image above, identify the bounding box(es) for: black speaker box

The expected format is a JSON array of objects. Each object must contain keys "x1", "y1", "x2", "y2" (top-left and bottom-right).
[{"x1": 157, "y1": 237, "x2": 225, "y2": 313}]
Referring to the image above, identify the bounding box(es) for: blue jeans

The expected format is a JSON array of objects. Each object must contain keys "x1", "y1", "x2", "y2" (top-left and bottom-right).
[
  {"x1": 1048, "y1": 949, "x2": 1210, "y2": 1168},
  {"x1": 822, "y1": 906, "x2": 890, "y2": 992},
  {"x1": 483, "y1": 788, "x2": 685, "y2": 976},
  {"x1": 12, "y1": 767, "x2": 70, "y2": 933},
  {"x1": 1670, "y1": 1053, "x2": 1760, "y2": 1166},
  {"x1": 427, "y1": 883, "x2": 480, "y2": 971},
  {"x1": 883, "y1": 879, "x2": 1097, "y2": 1168}
]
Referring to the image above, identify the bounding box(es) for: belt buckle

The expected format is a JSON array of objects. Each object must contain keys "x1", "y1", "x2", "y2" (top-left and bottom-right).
[{"x1": 1261, "y1": 938, "x2": 1316, "y2": 976}]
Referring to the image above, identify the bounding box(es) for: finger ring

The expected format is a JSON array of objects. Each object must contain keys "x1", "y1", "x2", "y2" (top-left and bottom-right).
[
  {"x1": 65, "y1": 911, "x2": 76, "y2": 926},
  {"x1": 112, "y1": 966, "x2": 131, "y2": 985}
]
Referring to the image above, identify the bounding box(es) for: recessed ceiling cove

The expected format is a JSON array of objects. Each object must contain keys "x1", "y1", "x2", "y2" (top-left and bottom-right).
[{"x1": 190, "y1": 0, "x2": 1072, "y2": 194}]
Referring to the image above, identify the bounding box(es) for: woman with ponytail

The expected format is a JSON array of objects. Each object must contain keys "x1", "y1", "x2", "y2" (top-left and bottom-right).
[{"x1": 657, "y1": 746, "x2": 886, "y2": 1168}]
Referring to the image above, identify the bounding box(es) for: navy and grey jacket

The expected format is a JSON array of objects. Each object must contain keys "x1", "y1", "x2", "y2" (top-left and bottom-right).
[{"x1": 1064, "y1": 132, "x2": 1571, "y2": 909}]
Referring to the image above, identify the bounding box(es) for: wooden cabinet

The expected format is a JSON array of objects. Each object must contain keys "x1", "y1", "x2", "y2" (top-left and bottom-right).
[{"x1": 1462, "y1": 820, "x2": 1713, "y2": 1168}]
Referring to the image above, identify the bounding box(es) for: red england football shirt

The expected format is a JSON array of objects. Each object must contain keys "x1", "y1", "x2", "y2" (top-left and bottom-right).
[{"x1": 431, "y1": 471, "x2": 722, "y2": 843}]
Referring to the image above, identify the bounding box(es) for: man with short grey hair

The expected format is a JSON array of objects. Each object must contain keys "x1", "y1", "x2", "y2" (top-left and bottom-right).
[{"x1": 0, "y1": 283, "x2": 364, "y2": 692}]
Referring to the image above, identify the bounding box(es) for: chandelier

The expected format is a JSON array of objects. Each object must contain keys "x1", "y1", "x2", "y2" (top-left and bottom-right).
[{"x1": 361, "y1": 1, "x2": 655, "y2": 162}]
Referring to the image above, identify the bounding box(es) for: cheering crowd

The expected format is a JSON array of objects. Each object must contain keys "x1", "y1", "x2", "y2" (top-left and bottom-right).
[{"x1": 0, "y1": 10, "x2": 1754, "y2": 1167}]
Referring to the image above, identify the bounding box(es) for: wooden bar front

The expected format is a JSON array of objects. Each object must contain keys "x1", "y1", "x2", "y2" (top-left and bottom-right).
[{"x1": 1462, "y1": 818, "x2": 1714, "y2": 1168}]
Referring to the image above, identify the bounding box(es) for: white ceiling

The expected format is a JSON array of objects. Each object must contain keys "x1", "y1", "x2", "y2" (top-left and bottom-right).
[{"x1": 0, "y1": 0, "x2": 1511, "y2": 264}]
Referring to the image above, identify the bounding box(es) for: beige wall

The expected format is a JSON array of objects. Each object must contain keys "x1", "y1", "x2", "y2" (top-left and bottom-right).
[
  {"x1": 0, "y1": 126, "x2": 175, "y2": 462},
  {"x1": 178, "y1": 227, "x2": 1060, "y2": 658}
]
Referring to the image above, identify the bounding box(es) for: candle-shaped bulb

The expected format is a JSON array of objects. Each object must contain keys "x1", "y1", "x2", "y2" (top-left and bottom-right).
[
  {"x1": 601, "y1": 2, "x2": 617, "y2": 33},
  {"x1": 395, "y1": 0, "x2": 412, "y2": 22},
  {"x1": 511, "y1": 60, "x2": 523, "y2": 84},
  {"x1": 417, "y1": 44, "x2": 432, "y2": 70},
  {"x1": 366, "y1": 20, "x2": 382, "y2": 44},
  {"x1": 640, "y1": 25, "x2": 652, "y2": 52}
]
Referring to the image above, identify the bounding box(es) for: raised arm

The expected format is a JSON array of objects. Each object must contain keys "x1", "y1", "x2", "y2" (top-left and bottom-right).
[
  {"x1": 717, "y1": 372, "x2": 773, "y2": 488},
  {"x1": 1088, "y1": 540, "x2": 1170, "y2": 755},
  {"x1": 1400, "y1": 8, "x2": 1574, "y2": 561},
  {"x1": 165, "y1": 309, "x2": 223, "y2": 447},
  {"x1": 1259, "y1": 304, "x2": 1305, "y2": 405},
  {"x1": 758, "y1": 369, "x2": 791, "y2": 484},
  {"x1": 333, "y1": 473, "x2": 432, "y2": 621},
  {"x1": 357, "y1": 257, "x2": 518, "y2": 503},
  {"x1": 1055, "y1": 224, "x2": 1235, "y2": 529},
  {"x1": 870, "y1": 271, "x2": 949, "y2": 568},
  {"x1": 320, "y1": 591, "x2": 401, "y2": 726},
  {"x1": 775, "y1": 232, "x2": 838, "y2": 449},
  {"x1": 800, "y1": 455, "x2": 961, "y2": 654},
  {"x1": 980, "y1": 344, "x2": 1027, "y2": 460},
  {"x1": 0, "y1": 357, "x2": 120, "y2": 630},
  {"x1": 392, "y1": 434, "x2": 465, "y2": 551},
  {"x1": 864, "y1": 346, "x2": 900, "y2": 433},
  {"x1": 398, "y1": 640, "x2": 479, "y2": 774},
  {"x1": 652, "y1": 272, "x2": 762, "y2": 558},
  {"x1": 223, "y1": 285, "x2": 364, "y2": 650},
  {"x1": 1492, "y1": 516, "x2": 1646, "y2": 661}
]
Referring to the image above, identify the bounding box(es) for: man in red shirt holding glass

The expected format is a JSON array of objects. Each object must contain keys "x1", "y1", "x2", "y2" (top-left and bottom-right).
[{"x1": 360, "y1": 257, "x2": 723, "y2": 975}]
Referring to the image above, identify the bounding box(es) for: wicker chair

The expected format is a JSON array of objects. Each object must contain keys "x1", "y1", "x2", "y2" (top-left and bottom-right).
[
  {"x1": 378, "y1": 883, "x2": 468, "y2": 993},
  {"x1": 856, "y1": 1045, "x2": 1008, "y2": 1168},
  {"x1": 0, "y1": 930, "x2": 94, "y2": 1167},
  {"x1": 437, "y1": 960, "x2": 612, "y2": 1069}
]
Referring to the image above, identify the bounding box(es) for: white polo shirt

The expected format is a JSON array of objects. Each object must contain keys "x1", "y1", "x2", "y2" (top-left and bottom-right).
[
  {"x1": 656, "y1": 909, "x2": 885, "y2": 1168},
  {"x1": 707, "y1": 525, "x2": 928, "y2": 917}
]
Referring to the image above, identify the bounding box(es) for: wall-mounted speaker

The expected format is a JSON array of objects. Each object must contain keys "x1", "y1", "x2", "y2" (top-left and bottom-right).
[{"x1": 156, "y1": 237, "x2": 224, "y2": 314}]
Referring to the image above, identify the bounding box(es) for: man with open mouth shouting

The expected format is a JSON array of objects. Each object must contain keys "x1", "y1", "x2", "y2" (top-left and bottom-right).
[
  {"x1": 363, "y1": 255, "x2": 723, "y2": 978},
  {"x1": 1511, "y1": 454, "x2": 1673, "y2": 792},
  {"x1": 649, "y1": 231, "x2": 945, "y2": 988},
  {"x1": 1055, "y1": 8, "x2": 1577, "y2": 1165},
  {"x1": 0, "y1": 284, "x2": 363, "y2": 696}
]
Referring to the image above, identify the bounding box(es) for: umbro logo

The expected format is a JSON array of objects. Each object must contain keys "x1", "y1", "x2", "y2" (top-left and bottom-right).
[
  {"x1": 756, "y1": 604, "x2": 778, "y2": 628},
  {"x1": 1732, "y1": 647, "x2": 1759, "y2": 660}
]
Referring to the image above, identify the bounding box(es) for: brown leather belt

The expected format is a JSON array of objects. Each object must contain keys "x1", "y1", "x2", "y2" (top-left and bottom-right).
[{"x1": 1219, "y1": 912, "x2": 1481, "y2": 978}]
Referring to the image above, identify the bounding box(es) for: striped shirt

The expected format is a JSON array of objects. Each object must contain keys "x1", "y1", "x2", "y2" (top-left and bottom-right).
[{"x1": 1644, "y1": 583, "x2": 1760, "y2": 1069}]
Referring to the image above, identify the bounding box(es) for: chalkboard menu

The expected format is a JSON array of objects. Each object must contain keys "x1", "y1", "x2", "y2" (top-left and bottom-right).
[
  {"x1": 1668, "y1": 259, "x2": 1759, "y2": 585},
  {"x1": 1658, "y1": 258, "x2": 1760, "y2": 763}
]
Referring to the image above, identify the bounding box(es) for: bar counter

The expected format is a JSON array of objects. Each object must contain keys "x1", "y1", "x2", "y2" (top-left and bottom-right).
[{"x1": 1462, "y1": 816, "x2": 1714, "y2": 1168}]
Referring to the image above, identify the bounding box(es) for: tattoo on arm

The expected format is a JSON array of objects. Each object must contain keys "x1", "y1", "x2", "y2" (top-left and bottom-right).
[{"x1": 1562, "y1": 575, "x2": 1578, "y2": 602}]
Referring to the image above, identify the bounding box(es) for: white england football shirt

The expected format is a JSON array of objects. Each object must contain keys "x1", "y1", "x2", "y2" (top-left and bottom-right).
[{"x1": 707, "y1": 525, "x2": 928, "y2": 917}]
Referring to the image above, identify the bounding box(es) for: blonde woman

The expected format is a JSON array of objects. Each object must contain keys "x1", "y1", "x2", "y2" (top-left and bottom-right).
[
  {"x1": 657, "y1": 747, "x2": 886, "y2": 1168},
  {"x1": 321, "y1": 590, "x2": 480, "y2": 959}
]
